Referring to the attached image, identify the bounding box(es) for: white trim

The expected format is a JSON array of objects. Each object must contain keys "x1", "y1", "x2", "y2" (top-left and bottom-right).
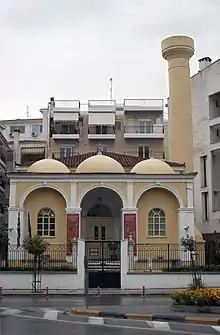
[
  {"x1": 65, "y1": 207, "x2": 81, "y2": 214},
  {"x1": 70, "y1": 182, "x2": 77, "y2": 207},
  {"x1": 10, "y1": 177, "x2": 195, "y2": 183},
  {"x1": 78, "y1": 183, "x2": 127, "y2": 208},
  {"x1": 134, "y1": 184, "x2": 184, "y2": 208},
  {"x1": 19, "y1": 183, "x2": 69, "y2": 208},
  {"x1": 127, "y1": 182, "x2": 133, "y2": 207},
  {"x1": 186, "y1": 182, "x2": 194, "y2": 208},
  {"x1": 9, "y1": 182, "x2": 16, "y2": 207}
]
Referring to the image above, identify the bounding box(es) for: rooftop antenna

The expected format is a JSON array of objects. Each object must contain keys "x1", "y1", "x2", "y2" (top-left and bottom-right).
[
  {"x1": 26, "y1": 106, "x2": 29, "y2": 119},
  {"x1": 110, "y1": 78, "x2": 113, "y2": 101}
]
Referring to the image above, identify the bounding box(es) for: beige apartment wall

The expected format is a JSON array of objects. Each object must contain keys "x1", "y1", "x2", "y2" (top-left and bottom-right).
[{"x1": 51, "y1": 111, "x2": 164, "y2": 157}]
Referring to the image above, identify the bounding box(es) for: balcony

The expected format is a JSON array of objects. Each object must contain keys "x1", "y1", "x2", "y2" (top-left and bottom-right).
[
  {"x1": 88, "y1": 100, "x2": 116, "y2": 112},
  {"x1": 53, "y1": 100, "x2": 80, "y2": 122},
  {"x1": 124, "y1": 125, "x2": 164, "y2": 139},
  {"x1": 53, "y1": 100, "x2": 80, "y2": 112},
  {"x1": 52, "y1": 122, "x2": 80, "y2": 140},
  {"x1": 124, "y1": 99, "x2": 163, "y2": 111},
  {"x1": 0, "y1": 150, "x2": 6, "y2": 168},
  {"x1": 88, "y1": 125, "x2": 116, "y2": 140}
]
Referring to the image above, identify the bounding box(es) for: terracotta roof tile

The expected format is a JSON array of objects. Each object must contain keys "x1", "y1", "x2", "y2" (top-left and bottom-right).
[
  {"x1": 21, "y1": 151, "x2": 185, "y2": 168},
  {"x1": 58, "y1": 152, "x2": 184, "y2": 169}
]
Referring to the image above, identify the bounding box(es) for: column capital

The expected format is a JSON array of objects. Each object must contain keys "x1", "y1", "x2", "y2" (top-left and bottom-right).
[
  {"x1": 121, "y1": 207, "x2": 138, "y2": 214},
  {"x1": 65, "y1": 207, "x2": 81, "y2": 215},
  {"x1": 8, "y1": 206, "x2": 25, "y2": 212},
  {"x1": 178, "y1": 207, "x2": 194, "y2": 213}
]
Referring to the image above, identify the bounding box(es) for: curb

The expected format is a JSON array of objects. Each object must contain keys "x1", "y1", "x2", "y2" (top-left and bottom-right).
[{"x1": 71, "y1": 308, "x2": 220, "y2": 325}]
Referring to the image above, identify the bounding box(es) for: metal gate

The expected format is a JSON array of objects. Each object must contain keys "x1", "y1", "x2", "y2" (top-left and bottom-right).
[{"x1": 85, "y1": 241, "x2": 121, "y2": 289}]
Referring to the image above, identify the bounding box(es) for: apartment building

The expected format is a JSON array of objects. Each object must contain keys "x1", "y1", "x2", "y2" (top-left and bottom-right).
[
  {"x1": 0, "y1": 124, "x2": 10, "y2": 228},
  {"x1": 188, "y1": 57, "x2": 220, "y2": 236},
  {"x1": 1, "y1": 98, "x2": 165, "y2": 171}
]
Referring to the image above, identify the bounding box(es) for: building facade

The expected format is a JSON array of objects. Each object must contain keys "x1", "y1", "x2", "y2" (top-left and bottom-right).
[
  {"x1": 6, "y1": 35, "x2": 205, "y2": 289},
  {"x1": 0, "y1": 125, "x2": 10, "y2": 228},
  {"x1": 191, "y1": 57, "x2": 220, "y2": 235},
  {"x1": 1, "y1": 98, "x2": 165, "y2": 171}
]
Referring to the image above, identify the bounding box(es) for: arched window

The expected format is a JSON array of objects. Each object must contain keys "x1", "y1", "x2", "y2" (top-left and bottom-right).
[
  {"x1": 37, "y1": 208, "x2": 55, "y2": 237},
  {"x1": 148, "y1": 208, "x2": 166, "y2": 236}
]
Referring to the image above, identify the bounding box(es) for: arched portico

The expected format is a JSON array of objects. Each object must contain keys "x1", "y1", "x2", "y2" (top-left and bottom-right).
[{"x1": 80, "y1": 187, "x2": 123, "y2": 241}]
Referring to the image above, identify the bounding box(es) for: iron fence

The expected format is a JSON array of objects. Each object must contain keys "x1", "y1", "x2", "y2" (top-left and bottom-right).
[
  {"x1": 0, "y1": 244, "x2": 77, "y2": 272},
  {"x1": 128, "y1": 243, "x2": 218, "y2": 272}
]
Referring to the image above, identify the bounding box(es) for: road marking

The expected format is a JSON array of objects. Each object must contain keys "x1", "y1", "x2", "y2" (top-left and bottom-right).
[
  {"x1": 213, "y1": 326, "x2": 220, "y2": 332},
  {"x1": 43, "y1": 310, "x2": 58, "y2": 320},
  {"x1": 10, "y1": 314, "x2": 214, "y2": 334},
  {"x1": 89, "y1": 317, "x2": 104, "y2": 325},
  {"x1": 1, "y1": 309, "x2": 22, "y2": 315},
  {"x1": 146, "y1": 321, "x2": 171, "y2": 331}
]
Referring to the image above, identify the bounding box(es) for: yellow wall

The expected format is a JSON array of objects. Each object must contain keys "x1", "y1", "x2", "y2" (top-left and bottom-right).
[
  {"x1": 16, "y1": 182, "x2": 70, "y2": 207},
  {"x1": 133, "y1": 182, "x2": 186, "y2": 207},
  {"x1": 137, "y1": 188, "x2": 179, "y2": 244},
  {"x1": 23, "y1": 188, "x2": 67, "y2": 244}
]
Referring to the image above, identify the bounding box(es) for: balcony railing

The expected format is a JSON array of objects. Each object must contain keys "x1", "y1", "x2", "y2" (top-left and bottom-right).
[
  {"x1": 54, "y1": 100, "x2": 80, "y2": 110},
  {"x1": 124, "y1": 99, "x2": 163, "y2": 111},
  {"x1": 88, "y1": 100, "x2": 116, "y2": 112},
  {"x1": 88, "y1": 126, "x2": 115, "y2": 135},
  {"x1": 124, "y1": 125, "x2": 164, "y2": 139}
]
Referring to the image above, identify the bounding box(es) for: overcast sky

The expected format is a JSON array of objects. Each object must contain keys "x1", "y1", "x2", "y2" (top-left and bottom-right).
[{"x1": 1, "y1": 0, "x2": 220, "y2": 119}]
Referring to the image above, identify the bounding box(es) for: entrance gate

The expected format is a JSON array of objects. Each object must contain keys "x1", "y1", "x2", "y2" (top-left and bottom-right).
[{"x1": 85, "y1": 241, "x2": 121, "y2": 289}]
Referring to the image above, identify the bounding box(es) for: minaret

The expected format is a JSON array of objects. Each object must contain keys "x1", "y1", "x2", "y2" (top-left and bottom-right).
[{"x1": 161, "y1": 35, "x2": 194, "y2": 172}]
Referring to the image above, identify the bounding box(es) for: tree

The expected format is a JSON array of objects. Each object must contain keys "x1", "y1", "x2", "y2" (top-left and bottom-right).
[
  {"x1": 23, "y1": 235, "x2": 49, "y2": 292},
  {"x1": 180, "y1": 230, "x2": 205, "y2": 289},
  {"x1": 0, "y1": 227, "x2": 9, "y2": 267},
  {"x1": 23, "y1": 235, "x2": 49, "y2": 258}
]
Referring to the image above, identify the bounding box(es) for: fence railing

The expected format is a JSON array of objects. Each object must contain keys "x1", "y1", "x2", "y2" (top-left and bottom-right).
[
  {"x1": 128, "y1": 243, "x2": 208, "y2": 273},
  {"x1": 0, "y1": 244, "x2": 77, "y2": 272}
]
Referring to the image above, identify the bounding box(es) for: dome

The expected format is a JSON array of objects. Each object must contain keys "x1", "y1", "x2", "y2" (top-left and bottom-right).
[
  {"x1": 131, "y1": 158, "x2": 174, "y2": 174},
  {"x1": 75, "y1": 152, "x2": 125, "y2": 174},
  {"x1": 28, "y1": 159, "x2": 70, "y2": 173}
]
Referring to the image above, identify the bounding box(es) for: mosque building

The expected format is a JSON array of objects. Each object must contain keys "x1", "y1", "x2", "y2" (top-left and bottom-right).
[{"x1": 7, "y1": 36, "x2": 203, "y2": 280}]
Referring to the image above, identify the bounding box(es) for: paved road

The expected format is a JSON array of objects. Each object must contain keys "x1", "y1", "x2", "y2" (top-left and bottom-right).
[
  {"x1": 0, "y1": 295, "x2": 171, "y2": 311},
  {"x1": 0, "y1": 296, "x2": 220, "y2": 319},
  {"x1": 0, "y1": 309, "x2": 220, "y2": 334}
]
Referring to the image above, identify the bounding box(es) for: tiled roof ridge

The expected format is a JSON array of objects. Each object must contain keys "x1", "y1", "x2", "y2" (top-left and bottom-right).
[{"x1": 58, "y1": 151, "x2": 184, "y2": 168}]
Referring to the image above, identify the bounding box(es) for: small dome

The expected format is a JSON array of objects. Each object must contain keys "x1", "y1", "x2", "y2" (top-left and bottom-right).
[
  {"x1": 76, "y1": 152, "x2": 125, "y2": 174},
  {"x1": 28, "y1": 159, "x2": 70, "y2": 173},
  {"x1": 131, "y1": 158, "x2": 174, "y2": 174}
]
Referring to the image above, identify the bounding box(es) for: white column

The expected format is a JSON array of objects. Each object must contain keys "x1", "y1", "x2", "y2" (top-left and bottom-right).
[
  {"x1": 8, "y1": 207, "x2": 25, "y2": 246},
  {"x1": 126, "y1": 182, "x2": 134, "y2": 207},
  {"x1": 9, "y1": 182, "x2": 16, "y2": 207},
  {"x1": 121, "y1": 207, "x2": 138, "y2": 241},
  {"x1": 66, "y1": 207, "x2": 82, "y2": 237},
  {"x1": 77, "y1": 239, "x2": 85, "y2": 290},
  {"x1": 71, "y1": 238, "x2": 78, "y2": 270},
  {"x1": 70, "y1": 182, "x2": 77, "y2": 208},
  {"x1": 128, "y1": 235, "x2": 134, "y2": 272},
  {"x1": 187, "y1": 182, "x2": 194, "y2": 209},
  {"x1": 120, "y1": 239, "x2": 128, "y2": 289},
  {"x1": 178, "y1": 208, "x2": 195, "y2": 261}
]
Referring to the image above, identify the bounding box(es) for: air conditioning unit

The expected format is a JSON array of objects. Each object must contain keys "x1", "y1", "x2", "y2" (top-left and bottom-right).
[{"x1": 32, "y1": 132, "x2": 38, "y2": 137}]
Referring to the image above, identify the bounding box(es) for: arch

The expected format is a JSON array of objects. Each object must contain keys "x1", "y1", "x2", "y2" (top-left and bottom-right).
[
  {"x1": 134, "y1": 184, "x2": 183, "y2": 208},
  {"x1": 20, "y1": 183, "x2": 69, "y2": 208},
  {"x1": 78, "y1": 183, "x2": 126, "y2": 208},
  {"x1": 87, "y1": 204, "x2": 113, "y2": 217}
]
